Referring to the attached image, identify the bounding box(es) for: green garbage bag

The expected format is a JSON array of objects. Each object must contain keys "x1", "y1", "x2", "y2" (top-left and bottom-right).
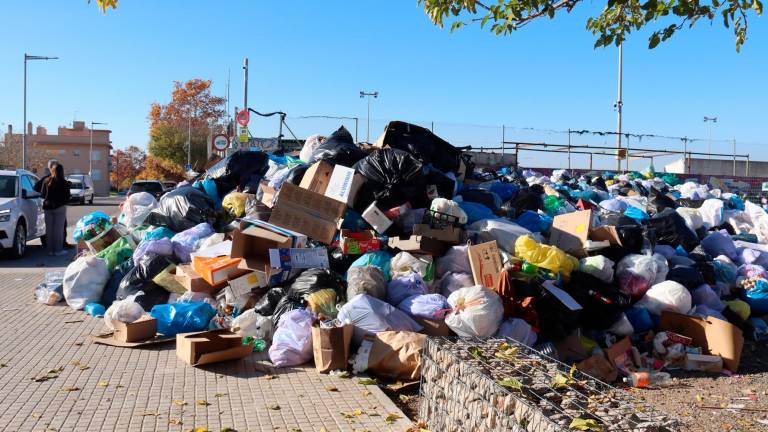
[
  {"x1": 543, "y1": 195, "x2": 564, "y2": 215},
  {"x1": 661, "y1": 173, "x2": 680, "y2": 187},
  {"x1": 96, "y1": 236, "x2": 135, "y2": 272}
]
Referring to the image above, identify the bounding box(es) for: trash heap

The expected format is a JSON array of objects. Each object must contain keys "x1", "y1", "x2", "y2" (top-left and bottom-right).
[{"x1": 42, "y1": 120, "x2": 768, "y2": 422}]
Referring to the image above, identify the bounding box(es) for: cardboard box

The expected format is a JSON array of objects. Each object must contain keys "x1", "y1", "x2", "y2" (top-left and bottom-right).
[
  {"x1": 228, "y1": 271, "x2": 268, "y2": 298},
  {"x1": 86, "y1": 226, "x2": 122, "y2": 253},
  {"x1": 339, "y1": 230, "x2": 382, "y2": 255},
  {"x1": 259, "y1": 182, "x2": 277, "y2": 208},
  {"x1": 174, "y1": 264, "x2": 223, "y2": 295},
  {"x1": 192, "y1": 255, "x2": 244, "y2": 286},
  {"x1": 412, "y1": 224, "x2": 462, "y2": 244},
  {"x1": 176, "y1": 329, "x2": 253, "y2": 366},
  {"x1": 660, "y1": 311, "x2": 744, "y2": 372},
  {"x1": 311, "y1": 323, "x2": 353, "y2": 374},
  {"x1": 362, "y1": 202, "x2": 393, "y2": 234},
  {"x1": 325, "y1": 164, "x2": 364, "y2": 206},
  {"x1": 112, "y1": 315, "x2": 157, "y2": 343},
  {"x1": 550, "y1": 210, "x2": 592, "y2": 257},
  {"x1": 388, "y1": 235, "x2": 449, "y2": 256},
  {"x1": 269, "y1": 182, "x2": 346, "y2": 244},
  {"x1": 468, "y1": 240, "x2": 503, "y2": 289},
  {"x1": 299, "y1": 160, "x2": 335, "y2": 194},
  {"x1": 230, "y1": 220, "x2": 307, "y2": 285},
  {"x1": 413, "y1": 317, "x2": 453, "y2": 337}
]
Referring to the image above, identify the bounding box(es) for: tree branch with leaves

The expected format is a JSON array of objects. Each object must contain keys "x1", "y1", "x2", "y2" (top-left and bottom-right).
[{"x1": 419, "y1": 0, "x2": 762, "y2": 51}]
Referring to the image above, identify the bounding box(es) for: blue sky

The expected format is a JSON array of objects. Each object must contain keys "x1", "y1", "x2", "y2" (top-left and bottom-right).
[{"x1": 0, "y1": 0, "x2": 765, "y2": 171}]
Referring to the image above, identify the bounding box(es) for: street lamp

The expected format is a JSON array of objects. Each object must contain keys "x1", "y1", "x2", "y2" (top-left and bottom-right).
[
  {"x1": 23, "y1": 54, "x2": 58, "y2": 170},
  {"x1": 703, "y1": 116, "x2": 717, "y2": 159},
  {"x1": 360, "y1": 91, "x2": 379, "y2": 143},
  {"x1": 90, "y1": 121, "x2": 107, "y2": 176}
]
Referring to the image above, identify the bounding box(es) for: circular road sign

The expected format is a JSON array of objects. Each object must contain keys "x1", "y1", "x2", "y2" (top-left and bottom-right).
[
  {"x1": 212, "y1": 134, "x2": 229, "y2": 151},
  {"x1": 236, "y1": 108, "x2": 250, "y2": 127}
]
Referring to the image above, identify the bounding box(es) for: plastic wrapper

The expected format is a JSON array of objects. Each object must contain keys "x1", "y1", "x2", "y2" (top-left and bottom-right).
[
  {"x1": 104, "y1": 291, "x2": 145, "y2": 330},
  {"x1": 305, "y1": 288, "x2": 338, "y2": 318},
  {"x1": 132, "y1": 238, "x2": 173, "y2": 265},
  {"x1": 286, "y1": 268, "x2": 346, "y2": 303},
  {"x1": 63, "y1": 256, "x2": 109, "y2": 310},
  {"x1": 468, "y1": 219, "x2": 532, "y2": 253},
  {"x1": 150, "y1": 301, "x2": 216, "y2": 337},
  {"x1": 397, "y1": 293, "x2": 449, "y2": 319},
  {"x1": 439, "y1": 272, "x2": 475, "y2": 298},
  {"x1": 354, "y1": 148, "x2": 426, "y2": 211},
  {"x1": 445, "y1": 285, "x2": 504, "y2": 337},
  {"x1": 346, "y1": 266, "x2": 386, "y2": 300},
  {"x1": 390, "y1": 252, "x2": 434, "y2": 284},
  {"x1": 268, "y1": 309, "x2": 314, "y2": 367},
  {"x1": 299, "y1": 133, "x2": 325, "y2": 163},
  {"x1": 144, "y1": 186, "x2": 217, "y2": 233},
  {"x1": 122, "y1": 192, "x2": 157, "y2": 227},
  {"x1": 170, "y1": 222, "x2": 215, "y2": 263},
  {"x1": 436, "y1": 245, "x2": 471, "y2": 278},
  {"x1": 204, "y1": 150, "x2": 270, "y2": 195},
  {"x1": 116, "y1": 253, "x2": 173, "y2": 310},
  {"x1": 514, "y1": 235, "x2": 579, "y2": 277},
  {"x1": 636, "y1": 280, "x2": 692, "y2": 316},
  {"x1": 308, "y1": 126, "x2": 367, "y2": 167},
  {"x1": 232, "y1": 309, "x2": 274, "y2": 340},
  {"x1": 73, "y1": 211, "x2": 112, "y2": 242},
  {"x1": 578, "y1": 255, "x2": 615, "y2": 283},
  {"x1": 701, "y1": 230, "x2": 738, "y2": 262},
  {"x1": 386, "y1": 272, "x2": 428, "y2": 306},
  {"x1": 615, "y1": 254, "x2": 668, "y2": 299},
  {"x1": 34, "y1": 272, "x2": 65, "y2": 305},
  {"x1": 429, "y1": 198, "x2": 467, "y2": 225},
  {"x1": 222, "y1": 192, "x2": 251, "y2": 217},
  {"x1": 349, "y1": 251, "x2": 393, "y2": 281},
  {"x1": 495, "y1": 318, "x2": 537, "y2": 346},
  {"x1": 336, "y1": 294, "x2": 422, "y2": 345}
]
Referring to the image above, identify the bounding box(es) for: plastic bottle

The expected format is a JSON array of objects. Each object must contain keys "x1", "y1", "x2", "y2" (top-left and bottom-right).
[{"x1": 623, "y1": 371, "x2": 672, "y2": 388}]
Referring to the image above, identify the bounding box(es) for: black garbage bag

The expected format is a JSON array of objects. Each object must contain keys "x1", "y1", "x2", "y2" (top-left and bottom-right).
[
  {"x1": 687, "y1": 244, "x2": 712, "y2": 263},
  {"x1": 503, "y1": 186, "x2": 543, "y2": 218},
  {"x1": 308, "y1": 126, "x2": 367, "y2": 167},
  {"x1": 565, "y1": 271, "x2": 630, "y2": 330},
  {"x1": 648, "y1": 187, "x2": 677, "y2": 214},
  {"x1": 145, "y1": 186, "x2": 216, "y2": 232},
  {"x1": 252, "y1": 287, "x2": 287, "y2": 316},
  {"x1": 284, "y1": 164, "x2": 310, "y2": 186},
  {"x1": 115, "y1": 253, "x2": 172, "y2": 310},
  {"x1": 645, "y1": 208, "x2": 699, "y2": 252},
  {"x1": 667, "y1": 265, "x2": 704, "y2": 290},
  {"x1": 206, "y1": 150, "x2": 270, "y2": 195},
  {"x1": 591, "y1": 176, "x2": 608, "y2": 192},
  {"x1": 100, "y1": 258, "x2": 135, "y2": 307},
  {"x1": 677, "y1": 198, "x2": 705, "y2": 208},
  {"x1": 424, "y1": 167, "x2": 455, "y2": 200},
  {"x1": 354, "y1": 148, "x2": 426, "y2": 211},
  {"x1": 327, "y1": 246, "x2": 359, "y2": 276},
  {"x1": 286, "y1": 268, "x2": 346, "y2": 303},
  {"x1": 270, "y1": 296, "x2": 303, "y2": 327},
  {"x1": 461, "y1": 189, "x2": 502, "y2": 213},
  {"x1": 375, "y1": 121, "x2": 462, "y2": 173},
  {"x1": 535, "y1": 288, "x2": 581, "y2": 343}
]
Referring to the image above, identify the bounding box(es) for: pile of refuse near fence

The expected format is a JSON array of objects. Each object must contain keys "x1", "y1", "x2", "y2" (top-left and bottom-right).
[{"x1": 35, "y1": 120, "x2": 768, "y2": 388}]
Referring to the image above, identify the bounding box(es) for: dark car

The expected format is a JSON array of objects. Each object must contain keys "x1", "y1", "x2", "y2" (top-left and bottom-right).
[{"x1": 127, "y1": 180, "x2": 165, "y2": 199}]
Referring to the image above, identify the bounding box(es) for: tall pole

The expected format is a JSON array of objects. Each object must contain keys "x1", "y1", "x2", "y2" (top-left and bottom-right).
[
  {"x1": 360, "y1": 91, "x2": 379, "y2": 143},
  {"x1": 243, "y1": 58, "x2": 248, "y2": 111},
  {"x1": 704, "y1": 116, "x2": 717, "y2": 160},
  {"x1": 615, "y1": 43, "x2": 623, "y2": 173},
  {"x1": 733, "y1": 139, "x2": 737, "y2": 176},
  {"x1": 567, "y1": 128, "x2": 571, "y2": 170},
  {"x1": 22, "y1": 54, "x2": 58, "y2": 171},
  {"x1": 187, "y1": 113, "x2": 191, "y2": 168}
]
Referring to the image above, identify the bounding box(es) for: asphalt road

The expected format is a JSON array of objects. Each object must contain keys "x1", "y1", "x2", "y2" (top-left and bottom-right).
[{"x1": 0, "y1": 196, "x2": 123, "y2": 272}]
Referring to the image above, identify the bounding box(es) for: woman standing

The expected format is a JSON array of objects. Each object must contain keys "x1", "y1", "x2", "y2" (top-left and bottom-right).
[{"x1": 40, "y1": 163, "x2": 70, "y2": 256}]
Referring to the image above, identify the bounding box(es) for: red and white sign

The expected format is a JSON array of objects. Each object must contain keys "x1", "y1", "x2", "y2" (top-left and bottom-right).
[
  {"x1": 236, "y1": 108, "x2": 250, "y2": 127},
  {"x1": 212, "y1": 134, "x2": 229, "y2": 151}
]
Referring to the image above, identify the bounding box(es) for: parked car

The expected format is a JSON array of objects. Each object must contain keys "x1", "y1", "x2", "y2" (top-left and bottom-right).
[
  {"x1": 66, "y1": 174, "x2": 95, "y2": 205},
  {"x1": 0, "y1": 169, "x2": 46, "y2": 258},
  {"x1": 127, "y1": 180, "x2": 165, "y2": 200},
  {"x1": 162, "y1": 181, "x2": 177, "y2": 192}
]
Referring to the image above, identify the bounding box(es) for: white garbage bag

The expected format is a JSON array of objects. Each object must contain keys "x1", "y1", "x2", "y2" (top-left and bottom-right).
[
  {"x1": 337, "y1": 294, "x2": 422, "y2": 345},
  {"x1": 495, "y1": 318, "x2": 537, "y2": 346},
  {"x1": 63, "y1": 256, "x2": 110, "y2": 310},
  {"x1": 579, "y1": 255, "x2": 615, "y2": 283},
  {"x1": 745, "y1": 201, "x2": 768, "y2": 243},
  {"x1": 445, "y1": 285, "x2": 504, "y2": 337},
  {"x1": 299, "y1": 134, "x2": 324, "y2": 163},
  {"x1": 430, "y1": 198, "x2": 468, "y2": 225},
  {"x1": 699, "y1": 198, "x2": 724, "y2": 229},
  {"x1": 439, "y1": 272, "x2": 475, "y2": 298},
  {"x1": 676, "y1": 207, "x2": 704, "y2": 232},
  {"x1": 268, "y1": 309, "x2": 314, "y2": 367},
  {"x1": 104, "y1": 290, "x2": 145, "y2": 330},
  {"x1": 232, "y1": 308, "x2": 275, "y2": 340},
  {"x1": 436, "y1": 245, "x2": 471, "y2": 277},
  {"x1": 122, "y1": 192, "x2": 157, "y2": 227},
  {"x1": 467, "y1": 218, "x2": 532, "y2": 253},
  {"x1": 636, "y1": 280, "x2": 692, "y2": 316}
]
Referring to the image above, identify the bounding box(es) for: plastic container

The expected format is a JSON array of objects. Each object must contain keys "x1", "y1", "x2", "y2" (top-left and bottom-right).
[{"x1": 623, "y1": 371, "x2": 672, "y2": 388}]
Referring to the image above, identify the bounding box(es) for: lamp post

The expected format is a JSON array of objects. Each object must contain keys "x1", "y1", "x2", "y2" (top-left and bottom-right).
[
  {"x1": 703, "y1": 116, "x2": 717, "y2": 159},
  {"x1": 23, "y1": 54, "x2": 58, "y2": 170},
  {"x1": 89, "y1": 121, "x2": 107, "y2": 176},
  {"x1": 614, "y1": 44, "x2": 623, "y2": 173},
  {"x1": 359, "y1": 91, "x2": 379, "y2": 143}
]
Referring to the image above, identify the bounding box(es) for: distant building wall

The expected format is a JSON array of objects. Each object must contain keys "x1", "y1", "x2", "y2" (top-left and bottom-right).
[{"x1": 664, "y1": 157, "x2": 765, "y2": 178}]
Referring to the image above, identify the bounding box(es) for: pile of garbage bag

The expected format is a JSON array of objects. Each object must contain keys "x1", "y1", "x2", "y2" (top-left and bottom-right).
[{"x1": 51, "y1": 121, "x2": 768, "y2": 386}]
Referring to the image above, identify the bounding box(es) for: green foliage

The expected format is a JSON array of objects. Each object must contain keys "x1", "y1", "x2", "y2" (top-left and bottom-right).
[
  {"x1": 148, "y1": 123, "x2": 208, "y2": 170},
  {"x1": 419, "y1": 0, "x2": 762, "y2": 51}
]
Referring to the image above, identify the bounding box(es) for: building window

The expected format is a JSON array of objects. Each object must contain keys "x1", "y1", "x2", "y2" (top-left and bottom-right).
[
  {"x1": 92, "y1": 169, "x2": 102, "y2": 181},
  {"x1": 59, "y1": 149, "x2": 66, "y2": 156},
  {"x1": 91, "y1": 150, "x2": 102, "y2": 161},
  {"x1": 73, "y1": 149, "x2": 81, "y2": 157}
]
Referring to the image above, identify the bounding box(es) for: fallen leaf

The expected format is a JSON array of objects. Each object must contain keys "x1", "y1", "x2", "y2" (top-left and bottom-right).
[
  {"x1": 358, "y1": 378, "x2": 378, "y2": 386},
  {"x1": 399, "y1": 394, "x2": 414, "y2": 403},
  {"x1": 219, "y1": 428, "x2": 237, "y2": 432},
  {"x1": 361, "y1": 390, "x2": 371, "y2": 397},
  {"x1": 319, "y1": 428, "x2": 329, "y2": 432},
  {"x1": 97, "y1": 381, "x2": 109, "y2": 388},
  {"x1": 173, "y1": 399, "x2": 188, "y2": 406},
  {"x1": 263, "y1": 374, "x2": 277, "y2": 380},
  {"x1": 62, "y1": 387, "x2": 80, "y2": 392},
  {"x1": 336, "y1": 371, "x2": 351, "y2": 379},
  {"x1": 190, "y1": 428, "x2": 209, "y2": 432},
  {"x1": 0, "y1": 363, "x2": 7, "y2": 368},
  {"x1": 268, "y1": 404, "x2": 280, "y2": 410},
  {"x1": 551, "y1": 373, "x2": 570, "y2": 389},
  {"x1": 69, "y1": 361, "x2": 90, "y2": 370},
  {"x1": 196, "y1": 400, "x2": 211, "y2": 406},
  {"x1": 497, "y1": 378, "x2": 523, "y2": 390},
  {"x1": 116, "y1": 384, "x2": 125, "y2": 389},
  {"x1": 214, "y1": 393, "x2": 227, "y2": 398},
  {"x1": 289, "y1": 428, "x2": 302, "y2": 432},
  {"x1": 696, "y1": 394, "x2": 703, "y2": 402},
  {"x1": 569, "y1": 418, "x2": 603, "y2": 431},
  {"x1": 73, "y1": 342, "x2": 83, "y2": 346},
  {"x1": 384, "y1": 413, "x2": 402, "y2": 424},
  {"x1": 169, "y1": 419, "x2": 183, "y2": 425},
  {"x1": 468, "y1": 347, "x2": 486, "y2": 361},
  {"x1": 325, "y1": 386, "x2": 339, "y2": 392},
  {"x1": 141, "y1": 411, "x2": 161, "y2": 417}
]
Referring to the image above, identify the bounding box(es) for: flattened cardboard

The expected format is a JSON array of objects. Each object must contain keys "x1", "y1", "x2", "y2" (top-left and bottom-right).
[
  {"x1": 604, "y1": 336, "x2": 633, "y2": 369},
  {"x1": 91, "y1": 333, "x2": 175, "y2": 348},
  {"x1": 412, "y1": 224, "x2": 462, "y2": 244},
  {"x1": 269, "y1": 182, "x2": 346, "y2": 244},
  {"x1": 388, "y1": 235, "x2": 449, "y2": 256},
  {"x1": 660, "y1": 311, "x2": 744, "y2": 372},
  {"x1": 325, "y1": 165, "x2": 364, "y2": 206},
  {"x1": 174, "y1": 264, "x2": 223, "y2": 295},
  {"x1": 468, "y1": 240, "x2": 503, "y2": 289},
  {"x1": 259, "y1": 182, "x2": 277, "y2": 208},
  {"x1": 311, "y1": 323, "x2": 353, "y2": 373},
  {"x1": 413, "y1": 317, "x2": 453, "y2": 337},
  {"x1": 228, "y1": 271, "x2": 267, "y2": 298},
  {"x1": 589, "y1": 225, "x2": 623, "y2": 247},
  {"x1": 176, "y1": 329, "x2": 253, "y2": 366},
  {"x1": 112, "y1": 314, "x2": 157, "y2": 343},
  {"x1": 550, "y1": 210, "x2": 592, "y2": 257},
  {"x1": 86, "y1": 226, "x2": 121, "y2": 253},
  {"x1": 231, "y1": 220, "x2": 307, "y2": 285}
]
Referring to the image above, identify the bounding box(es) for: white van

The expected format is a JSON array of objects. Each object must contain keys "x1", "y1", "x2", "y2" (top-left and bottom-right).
[{"x1": 66, "y1": 174, "x2": 95, "y2": 205}]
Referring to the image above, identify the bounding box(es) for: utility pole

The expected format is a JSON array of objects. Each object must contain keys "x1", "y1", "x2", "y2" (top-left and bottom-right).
[
  {"x1": 704, "y1": 116, "x2": 717, "y2": 159},
  {"x1": 615, "y1": 43, "x2": 623, "y2": 173},
  {"x1": 359, "y1": 91, "x2": 379, "y2": 143},
  {"x1": 89, "y1": 121, "x2": 107, "y2": 176},
  {"x1": 23, "y1": 54, "x2": 58, "y2": 170},
  {"x1": 243, "y1": 58, "x2": 249, "y2": 112},
  {"x1": 187, "y1": 110, "x2": 192, "y2": 169}
]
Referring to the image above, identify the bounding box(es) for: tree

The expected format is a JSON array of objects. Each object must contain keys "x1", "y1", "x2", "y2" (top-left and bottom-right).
[
  {"x1": 110, "y1": 146, "x2": 146, "y2": 190},
  {"x1": 136, "y1": 156, "x2": 186, "y2": 182},
  {"x1": 148, "y1": 79, "x2": 226, "y2": 171},
  {"x1": 420, "y1": 0, "x2": 762, "y2": 51},
  {"x1": 0, "y1": 131, "x2": 57, "y2": 175}
]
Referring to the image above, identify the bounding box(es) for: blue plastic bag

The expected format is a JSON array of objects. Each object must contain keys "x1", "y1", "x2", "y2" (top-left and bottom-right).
[
  {"x1": 150, "y1": 302, "x2": 216, "y2": 336},
  {"x1": 514, "y1": 210, "x2": 553, "y2": 233},
  {"x1": 85, "y1": 303, "x2": 106, "y2": 317},
  {"x1": 387, "y1": 273, "x2": 428, "y2": 306},
  {"x1": 458, "y1": 201, "x2": 495, "y2": 225},
  {"x1": 193, "y1": 178, "x2": 221, "y2": 210},
  {"x1": 144, "y1": 226, "x2": 176, "y2": 241},
  {"x1": 624, "y1": 206, "x2": 649, "y2": 221},
  {"x1": 73, "y1": 211, "x2": 111, "y2": 242},
  {"x1": 744, "y1": 279, "x2": 768, "y2": 315},
  {"x1": 489, "y1": 182, "x2": 519, "y2": 201},
  {"x1": 625, "y1": 306, "x2": 654, "y2": 333},
  {"x1": 350, "y1": 251, "x2": 393, "y2": 281}
]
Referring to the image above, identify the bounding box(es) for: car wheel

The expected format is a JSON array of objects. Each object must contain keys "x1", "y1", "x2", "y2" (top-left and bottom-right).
[
  {"x1": 89, "y1": 195, "x2": 94, "y2": 204},
  {"x1": 80, "y1": 197, "x2": 86, "y2": 205},
  {"x1": 9, "y1": 223, "x2": 26, "y2": 259}
]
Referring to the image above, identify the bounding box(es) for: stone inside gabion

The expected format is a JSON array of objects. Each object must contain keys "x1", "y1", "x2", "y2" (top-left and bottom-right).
[{"x1": 419, "y1": 337, "x2": 680, "y2": 432}]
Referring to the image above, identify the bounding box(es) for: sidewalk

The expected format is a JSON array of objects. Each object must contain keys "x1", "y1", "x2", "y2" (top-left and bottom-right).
[{"x1": 0, "y1": 273, "x2": 411, "y2": 432}]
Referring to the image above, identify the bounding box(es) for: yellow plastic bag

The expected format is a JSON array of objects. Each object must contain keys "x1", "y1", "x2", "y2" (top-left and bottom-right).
[
  {"x1": 306, "y1": 288, "x2": 338, "y2": 318},
  {"x1": 222, "y1": 192, "x2": 248, "y2": 217},
  {"x1": 514, "y1": 235, "x2": 579, "y2": 276}
]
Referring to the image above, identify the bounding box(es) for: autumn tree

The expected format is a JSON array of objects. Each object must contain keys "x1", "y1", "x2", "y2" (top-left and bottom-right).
[
  {"x1": 110, "y1": 145, "x2": 146, "y2": 190},
  {"x1": 148, "y1": 79, "x2": 226, "y2": 171},
  {"x1": 136, "y1": 155, "x2": 186, "y2": 182},
  {"x1": 421, "y1": 0, "x2": 762, "y2": 51},
  {"x1": 0, "y1": 130, "x2": 57, "y2": 175}
]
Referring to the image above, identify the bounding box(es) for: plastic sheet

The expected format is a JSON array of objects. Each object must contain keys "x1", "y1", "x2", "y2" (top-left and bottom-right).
[
  {"x1": 445, "y1": 285, "x2": 504, "y2": 337},
  {"x1": 63, "y1": 256, "x2": 109, "y2": 310},
  {"x1": 374, "y1": 121, "x2": 462, "y2": 173}
]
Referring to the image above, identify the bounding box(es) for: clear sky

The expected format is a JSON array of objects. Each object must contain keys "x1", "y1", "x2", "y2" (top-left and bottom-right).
[{"x1": 0, "y1": 0, "x2": 765, "y2": 171}]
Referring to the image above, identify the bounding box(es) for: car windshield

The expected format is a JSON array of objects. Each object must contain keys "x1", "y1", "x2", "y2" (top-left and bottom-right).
[
  {"x1": 70, "y1": 180, "x2": 84, "y2": 190},
  {"x1": 131, "y1": 182, "x2": 163, "y2": 193},
  {"x1": 0, "y1": 176, "x2": 17, "y2": 198}
]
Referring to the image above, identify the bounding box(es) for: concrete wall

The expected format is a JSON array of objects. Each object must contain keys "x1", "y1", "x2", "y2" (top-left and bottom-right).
[
  {"x1": 465, "y1": 151, "x2": 517, "y2": 168},
  {"x1": 664, "y1": 157, "x2": 766, "y2": 178}
]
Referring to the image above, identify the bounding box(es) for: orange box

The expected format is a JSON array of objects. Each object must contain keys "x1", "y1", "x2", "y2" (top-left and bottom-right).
[{"x1": 192, "y1": 256, "x2": 245, "y2": 286}]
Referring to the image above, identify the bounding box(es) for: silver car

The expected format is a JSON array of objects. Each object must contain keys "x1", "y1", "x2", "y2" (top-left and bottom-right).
[{"x1": 0, "y1": 169, "x2": 46, "y2": 258}]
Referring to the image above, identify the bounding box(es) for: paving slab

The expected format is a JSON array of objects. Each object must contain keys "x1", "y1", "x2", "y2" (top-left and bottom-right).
[{"x1": 0, "y1": 273, "x2": 410, "y2": 432}]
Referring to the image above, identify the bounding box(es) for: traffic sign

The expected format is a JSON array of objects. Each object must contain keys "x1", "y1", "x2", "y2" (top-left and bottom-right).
[
  {"x1": 238, "y1": 127, "x2": 249, "y2": 143},
  {"x1": 184, "y1": 163, "x2": 193, "y2": 171},
  {"x1": 762, "y1": 182, "x2": 768, "y2": 192},
  {"x1": 236, "y1": 108, "x2": 250, "y2": 127},
  {"x1": 212, "y1": 134, "x2": 229, "y2": 151}
]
